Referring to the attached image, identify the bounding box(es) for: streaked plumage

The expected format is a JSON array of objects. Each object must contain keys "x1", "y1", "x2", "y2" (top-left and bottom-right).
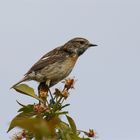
[{"x1": 11, "y1": 37, "x2": 97, "y2": 88}]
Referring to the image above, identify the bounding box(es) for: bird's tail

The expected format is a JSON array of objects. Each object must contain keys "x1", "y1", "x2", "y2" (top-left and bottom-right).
[{"x1": 11, "y1": 76, "x2": 29, "y2": 89}]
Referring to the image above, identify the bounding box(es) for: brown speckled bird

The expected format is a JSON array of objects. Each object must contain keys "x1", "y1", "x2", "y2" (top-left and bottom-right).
[{"x1": 11, "y1": 37, "x2": 97, "y2": 88}]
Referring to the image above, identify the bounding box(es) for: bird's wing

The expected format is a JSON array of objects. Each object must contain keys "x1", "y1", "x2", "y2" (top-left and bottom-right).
[
  {"x1": 25, "y1": 47, "x2": 66, "y2": 75},
  {"x1": 40, "y1": 46, "x2": 61, "y2": 59}
]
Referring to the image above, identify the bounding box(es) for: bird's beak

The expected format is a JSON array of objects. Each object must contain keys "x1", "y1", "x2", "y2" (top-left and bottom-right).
[{"x1": 89, "y1": 43, "x2": 98, "y2": 47}]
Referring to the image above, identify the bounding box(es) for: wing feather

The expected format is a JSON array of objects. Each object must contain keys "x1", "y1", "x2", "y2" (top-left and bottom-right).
[{"x1": 25, "y1": 47, "x2": 66, "y2": 75}]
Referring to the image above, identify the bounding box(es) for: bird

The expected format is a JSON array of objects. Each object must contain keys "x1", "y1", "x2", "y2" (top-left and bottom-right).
[{"x1": 11, "y1": 37, "x2": 97, "y2": 89}]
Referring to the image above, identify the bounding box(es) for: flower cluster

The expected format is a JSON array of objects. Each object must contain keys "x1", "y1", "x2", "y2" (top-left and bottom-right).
[{"x1": 9, "y1": 78, "x2": 96, "y2": 140}]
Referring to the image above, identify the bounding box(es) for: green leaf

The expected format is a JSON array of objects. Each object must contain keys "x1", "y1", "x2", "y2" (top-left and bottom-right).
[
  {"x1": 14, "y1": 84, "x2": 43, "y2": 102},
  {"x1": 7, "y1": 112, "x2": 36, "y2": 132},
  {"x1": 55, "y1": 111, "x2": 68, "y2": 116},
  {"x1": 8, "y1": 113, "x2": 60, "y2": 139},
  {"x1": 18, "y1": 104, "x2": 34, "y2": 113},
  {"x1": 57, "y1": 121, "x2": 86, "y2": 140},
  {"x1": 9, "y1": 117, "x2": 50, "y2": 137},
  {"x1": 61, "y1": 104, "x2": 70, "y2": 109},
  {"x1": 57, "y1": 121, "x2": 71, "y2": 140},
  {"x1": 16, "y1": 100, "x2": 25, "y2": 107},
  {"x1": 66, "y1": 115, "x2": 77, "y2": 134}
]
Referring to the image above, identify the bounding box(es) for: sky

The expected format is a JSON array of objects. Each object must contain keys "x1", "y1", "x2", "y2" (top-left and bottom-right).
[{"x1": 0, "y1": 0, "x2": 140, "y2": 139}]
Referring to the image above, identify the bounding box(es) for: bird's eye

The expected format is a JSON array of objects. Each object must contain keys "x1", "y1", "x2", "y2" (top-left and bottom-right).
[{"x1": 79, "y1": 41, "x2": 85, "y2": 45}]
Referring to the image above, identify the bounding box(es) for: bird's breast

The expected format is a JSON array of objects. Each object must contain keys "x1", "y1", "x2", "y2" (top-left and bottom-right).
[
  {"x1": 63, "y1": 54, "x2": 78, "y2": 72},
  {"x1": 43, "y1": 54, "x2": 78, "y2": 82}
]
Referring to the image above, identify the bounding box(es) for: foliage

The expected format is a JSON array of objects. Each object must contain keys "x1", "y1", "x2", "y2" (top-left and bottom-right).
[{"x1": 8, "y1": 79, "x2": 96, "y2": 140}]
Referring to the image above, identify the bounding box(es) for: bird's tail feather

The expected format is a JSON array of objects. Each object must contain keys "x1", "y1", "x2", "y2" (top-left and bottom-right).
[{"x1": 11, "y1": 76, "x2": 29, "y2": 89}]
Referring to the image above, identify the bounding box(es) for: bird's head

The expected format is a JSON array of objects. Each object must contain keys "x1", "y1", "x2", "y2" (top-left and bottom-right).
[{"x1": 62, "y1": 37, "x2": 97, "y2": 56}]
